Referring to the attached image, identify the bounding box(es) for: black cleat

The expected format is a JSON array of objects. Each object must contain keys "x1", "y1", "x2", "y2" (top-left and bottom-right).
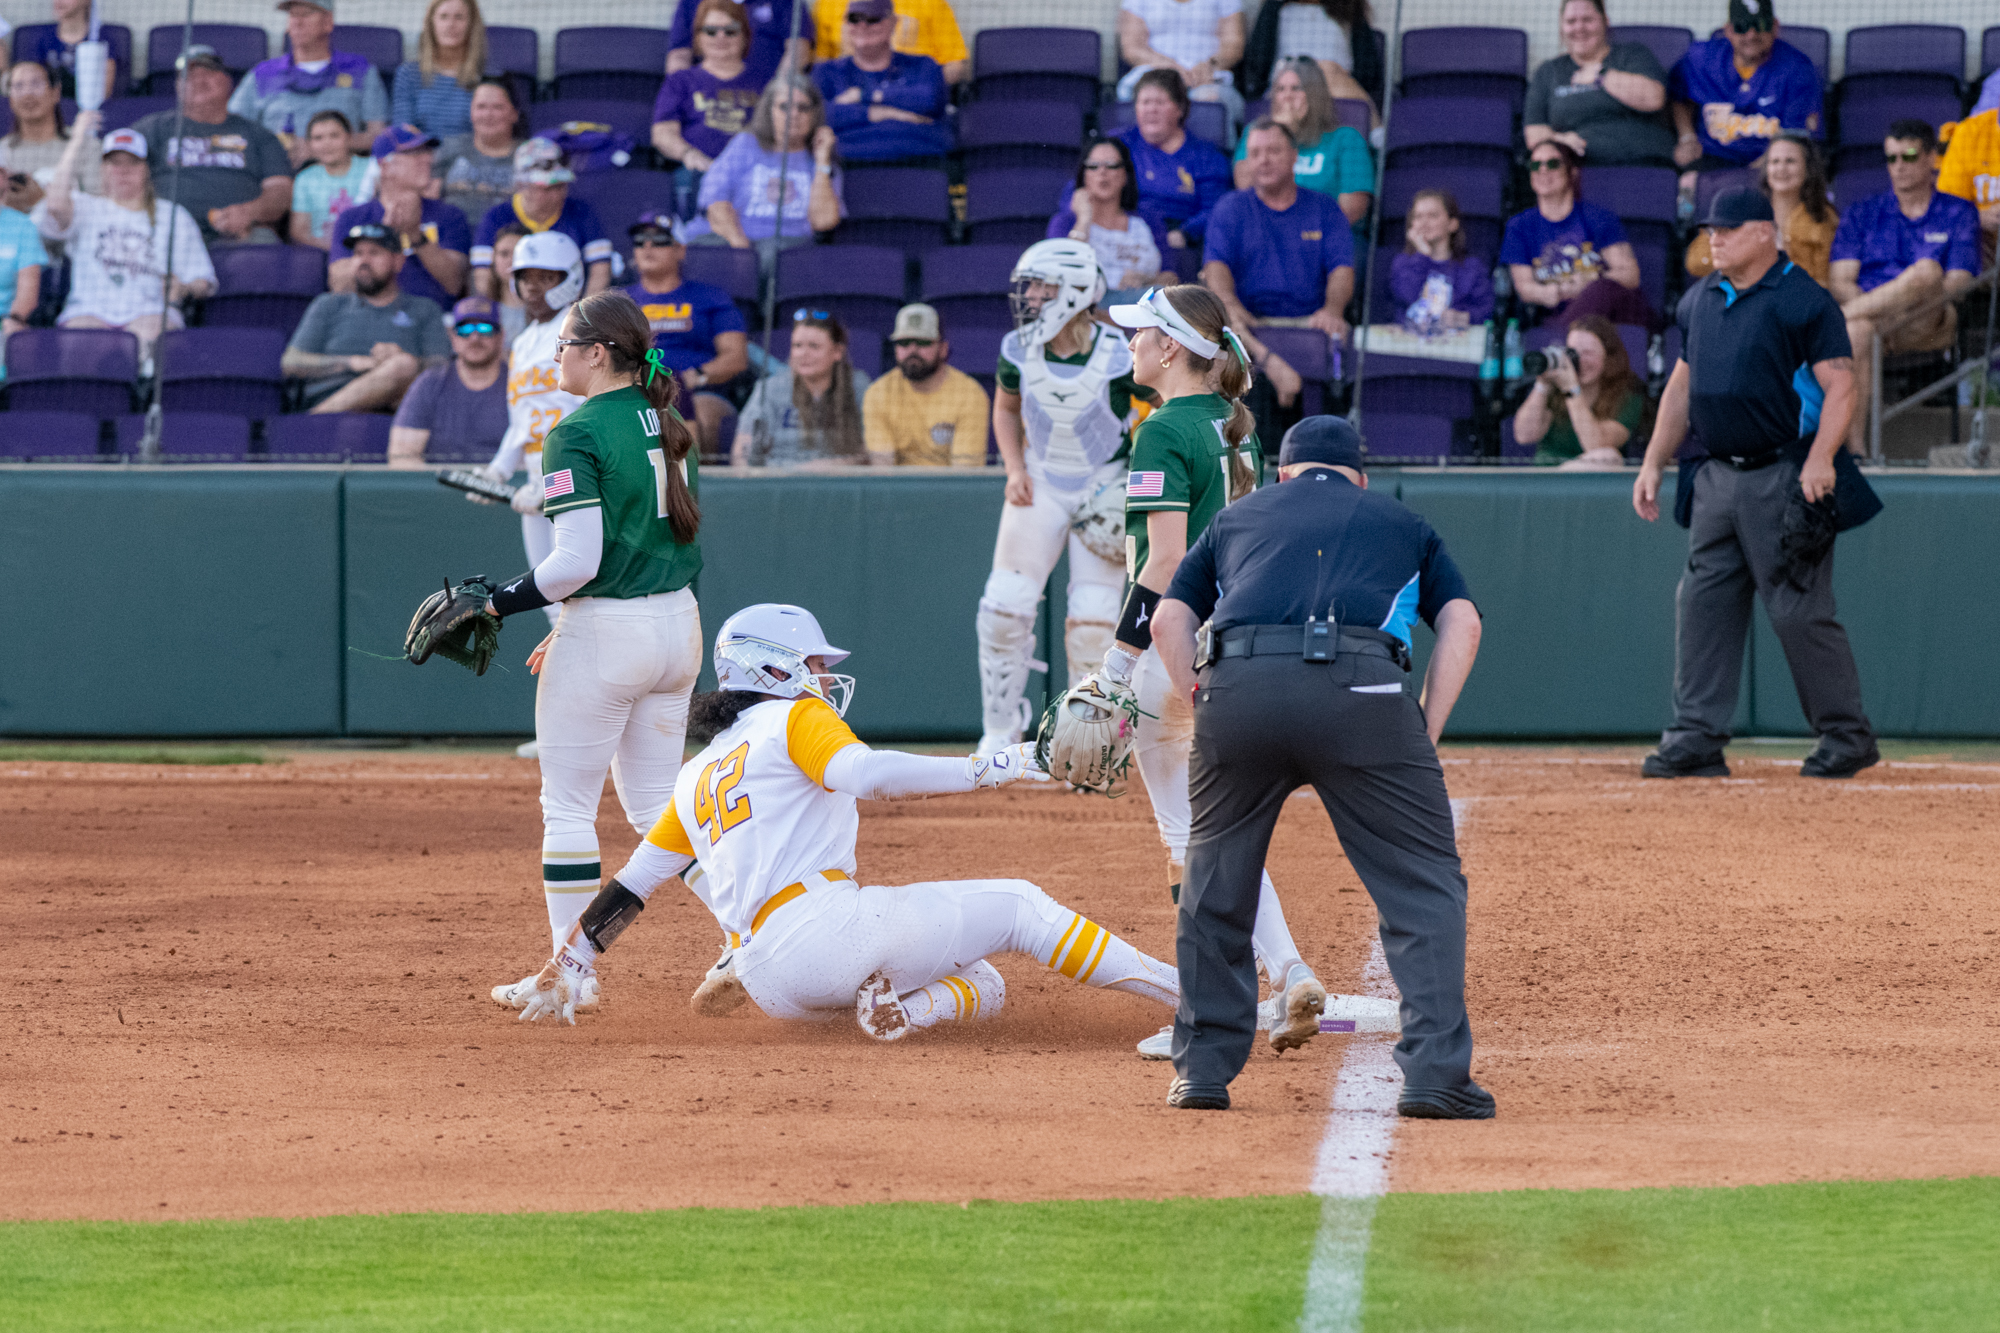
[
  {"x1": 1641, "y1": 751, "x2": 1729, "y2": 779},
  {"x1": 1397, "y1": 1082, "x2": 1497, "y2": 1120},
  {"x1": 1801, "y1": 744, "x2": 1880, "y2": 780},
  {"x1": 1166, "y1": 1078, "x2": 1230, "y2": 1110}
]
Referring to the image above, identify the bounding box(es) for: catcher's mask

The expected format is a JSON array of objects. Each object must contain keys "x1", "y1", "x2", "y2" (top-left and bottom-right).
[{"x1": 713, "y1": 603, "x2": 855, "y2": 716}]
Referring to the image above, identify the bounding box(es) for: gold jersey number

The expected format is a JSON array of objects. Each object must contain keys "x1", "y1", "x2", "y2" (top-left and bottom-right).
[{"x1": 692, "y1": 741, "x2": 753, "y2": 845}]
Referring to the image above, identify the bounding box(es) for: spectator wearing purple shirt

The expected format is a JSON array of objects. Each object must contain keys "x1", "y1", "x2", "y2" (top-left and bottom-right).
[
  {"x1": 1390, "y1": 189, "x2": 1494, "y2": 328},
  {"x1": 1116, "y1": 68, "x2": 1233, "y2": 249},
  {"x1": 624, "y1": 211, "x2": 750, "y2": 458},
  {"x1": 813, "y1": 0, "x2": 951, "y2": 165},
  {"x1": 1829, "y1": 119, "x2": 1981, "y2": 452},
  {"x1": 331, "y1": 124, "x2": 472, "y2": 311},
  {"x1": 1502, "y1": 140, "x2": 1653, "y2": 335},
  {"x1": 653, "y1": 0, "x2": 766, "y2": 221},
  {"x1": 689, "y1": 76, "x2": 846, "y2": 280},
  {"x1": 1668, "y1": 0, "x2": 1822, "y2": 178},
  {"x1": 666, "y1": 0, "x2": 810, "y2": 90},
  {"x1": 469, "y1": 138, "x2": 615, "y2": 298},
  {"x1": 1201, "y1": 118, "x2": 1354, "y2": 443}
]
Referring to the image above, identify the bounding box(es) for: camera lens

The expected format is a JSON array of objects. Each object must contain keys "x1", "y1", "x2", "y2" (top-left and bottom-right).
[{"x1": 1520, "y1": 350, "x2": 1551, "y2": 378}]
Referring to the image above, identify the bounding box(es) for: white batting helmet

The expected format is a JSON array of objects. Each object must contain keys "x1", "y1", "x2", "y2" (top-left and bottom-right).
[
  {"x1": 714, "y1": 604, "x2": 855, "y2": 717},
  {"x1": 1010, "y1": 238, "x2": 1105, "y2": 348},
  {"x1": 511, "y1": 230, "x2": 585, "y2": 312}
]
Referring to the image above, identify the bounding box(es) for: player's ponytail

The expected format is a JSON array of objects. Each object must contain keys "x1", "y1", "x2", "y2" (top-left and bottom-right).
[
  {"x1": 566, "y1": 290, "x2": 701, "y2": 545},
  {"x1": 1160, "y1": 284, "x2": 1259, "y2": 501}
]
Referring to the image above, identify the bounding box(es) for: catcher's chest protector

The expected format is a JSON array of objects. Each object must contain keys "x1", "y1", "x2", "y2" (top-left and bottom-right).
[{"x1": 1018, "y1": 329, "x2": 1128, "y2": 486}]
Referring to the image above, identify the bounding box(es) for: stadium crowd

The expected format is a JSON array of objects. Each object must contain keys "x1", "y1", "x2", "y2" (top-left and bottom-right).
[{"x1": 0, "y1": 0, "x2": 1996, "y2": 467}]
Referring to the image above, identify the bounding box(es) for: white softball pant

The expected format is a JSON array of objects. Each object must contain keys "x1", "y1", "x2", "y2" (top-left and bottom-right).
[
  {"x1": 736, "y1": 875, "x2": 1177, "y2": 1026},
  {"x1": 1133, "y1": 645, "x2": 1306, "y2": 982}
]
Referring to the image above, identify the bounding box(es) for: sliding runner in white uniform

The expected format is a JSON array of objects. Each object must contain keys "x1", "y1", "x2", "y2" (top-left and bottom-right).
[{"x1": 503, "y1": 603, "x2": 1181, "y2": 1037}]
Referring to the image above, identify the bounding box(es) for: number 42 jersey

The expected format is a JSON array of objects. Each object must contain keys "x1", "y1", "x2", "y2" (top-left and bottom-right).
[{"x1": 644, "y1": 695, "x2": 865, "y2": 937}]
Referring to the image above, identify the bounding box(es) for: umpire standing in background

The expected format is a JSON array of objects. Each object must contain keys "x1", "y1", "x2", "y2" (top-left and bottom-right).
[
  {"x1": 1633, "y1": 187, "x2": 1878, "y2": 780},
  {"x1": 1152, "y1": 417, "x2": 1494, "y2": 1118}
]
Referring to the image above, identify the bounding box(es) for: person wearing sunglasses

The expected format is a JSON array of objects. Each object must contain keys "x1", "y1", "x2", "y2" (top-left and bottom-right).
[
  {"x1": 1829, "y1": 119, "x2": 1981, "y2": 454},
  {"x1": 812, "y1": 0, "x2": 951, "y2": 165},
  {"x1": 811, "y1": 0, "x2": 969, "y2": 85},
  {"x1": 624, "y1": 210, "x2": 748, "y2": 460},
  {"x1": 1052, "y1": 135, "x2": 1174, "y2": 305},
  {"x1": 389, "y1": 295, "x2": 511, "y2": 467},
  {"x1": 686, "y1": 76, "x2": 843, "y2": 280},
  {"x1": 653, "y1": 0, "x2": 765, "y2": 222},
  {"x1": 667, "y1": 0, "x2": 809, "y2": 89},
  {"x1": 1667, "y1": 0, "x2": 1822, "y2": 182},
  {"x1": 1501, "y1": 139, "x2": 1653, "y2": 335}
]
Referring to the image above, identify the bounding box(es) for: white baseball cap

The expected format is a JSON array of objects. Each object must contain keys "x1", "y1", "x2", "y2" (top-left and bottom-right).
[{"x1": 102, "y1": 127, "x2": 147, "y2": 159}]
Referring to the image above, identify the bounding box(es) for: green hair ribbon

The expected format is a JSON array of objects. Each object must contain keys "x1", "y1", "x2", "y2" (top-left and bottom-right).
[
  {"x1": 644, "y1": 347, "x2": 667, "y2": 386},
  {"x1": 1222, "y1": 327, "x2": 1252, "y2": 369}
]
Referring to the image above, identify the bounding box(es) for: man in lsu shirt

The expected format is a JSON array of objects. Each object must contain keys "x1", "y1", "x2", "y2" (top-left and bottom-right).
[
  {"x1": 1668, "y1": 0, "x2": 1822, "y2": 179},
  {"x1": 623, "y1": 211, "x2": 747, "y2": 458}
]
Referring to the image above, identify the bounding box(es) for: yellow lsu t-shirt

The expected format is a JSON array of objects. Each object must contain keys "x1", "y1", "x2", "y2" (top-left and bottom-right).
[
  {"x1": 861, "y1": 366, "x2": 991, "y2": 466},
  {"x1": 1940, "y1": 110, "x2": 2000, "y2": 210},
  {"x1": 813, "y1": 0, "x2": 968, "y2": 66}
]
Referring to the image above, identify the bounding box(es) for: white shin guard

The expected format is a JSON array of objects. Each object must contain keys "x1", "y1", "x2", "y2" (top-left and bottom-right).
[{"x1": 976, "y1": 570, "x2": 1043, "y2": 742}]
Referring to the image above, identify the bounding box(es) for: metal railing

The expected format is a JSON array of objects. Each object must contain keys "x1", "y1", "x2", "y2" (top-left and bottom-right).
[{"x1": 1870, "y1": 263, "x2": 1998, "y2": 466}]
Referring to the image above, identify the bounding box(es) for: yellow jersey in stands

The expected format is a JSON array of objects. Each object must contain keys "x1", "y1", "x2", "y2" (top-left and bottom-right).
[
  {"x1": 1941, "y1": 110, "x2": 2000, "y2": 211},
  {"x1": 644, "y1": 696, "x2": 864, "y2": 937}
]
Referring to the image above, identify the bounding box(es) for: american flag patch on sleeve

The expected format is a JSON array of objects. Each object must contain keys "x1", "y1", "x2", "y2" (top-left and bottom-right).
[
  {"x1": 1127, "y1": 471, "x2": 1165, "y2": 498},
  {"x1": 542, "y1": 469, "x2": 575, "y2": 499}
]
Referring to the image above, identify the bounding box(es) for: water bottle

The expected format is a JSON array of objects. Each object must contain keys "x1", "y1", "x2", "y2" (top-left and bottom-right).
[
  {"x1": 1477, "y1": 319, "x2": 1500, "y2": 391},
  {"x1": 1501, "y1": 318, "x2": 1523, "y2": 384},
  {"x1": 1491, "y1": 263, "x2": 1513, "y2": 305},
  {"x1": 73, "y1": 41, "x2": 109, "y2": 112}
]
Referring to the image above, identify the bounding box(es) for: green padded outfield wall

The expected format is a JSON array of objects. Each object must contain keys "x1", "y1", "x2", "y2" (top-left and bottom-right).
[
  {"x1": 0, "y1": 469, "x2": 343, "y2": 736},
  {"x1": 1, "y1": 467, "x2": 1997, "y2": 738}
]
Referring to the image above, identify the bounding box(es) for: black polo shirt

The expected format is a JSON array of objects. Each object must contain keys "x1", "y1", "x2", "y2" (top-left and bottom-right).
[
  {"x1": 1164, "y1": 469, "x2": 1472, "y2": 647},
  {"x1": 1676, "y1": 256, "x2": 1851, "y2": 461}
]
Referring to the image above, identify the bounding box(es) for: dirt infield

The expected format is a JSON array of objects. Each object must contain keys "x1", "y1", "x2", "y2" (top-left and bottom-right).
[{"x1": 3, "y1": 749, "x2": 1997, "y2": 1222}]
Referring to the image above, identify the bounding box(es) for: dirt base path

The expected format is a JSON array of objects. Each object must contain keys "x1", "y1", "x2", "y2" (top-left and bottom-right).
[
  {"x1": 4, "y1": 750, "x2": 1996, "y2": 1222},
  {"x1": 0, "y1": 755, "x2": 1375, "y2": 1222},
  {"x1": 1394, "y1": 753, "x2": 2000, "y2": 1194}
]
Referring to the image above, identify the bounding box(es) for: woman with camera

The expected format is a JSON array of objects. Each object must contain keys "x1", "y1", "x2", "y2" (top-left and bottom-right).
[{"x1": 1510, "y1": 314, "x2": 1644, "y2": 468}]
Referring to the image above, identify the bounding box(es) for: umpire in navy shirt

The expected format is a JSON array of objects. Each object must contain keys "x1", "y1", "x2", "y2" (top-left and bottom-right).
[
  {"x1": 1153, "y1": 417, "x2": 1493, "y2": 1118},
  {"x1": 1633, "y1": 187, "x2": 1877, "y2": 780}
]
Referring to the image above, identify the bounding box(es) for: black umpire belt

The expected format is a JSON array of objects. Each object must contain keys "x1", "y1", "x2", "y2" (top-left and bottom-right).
[
  {"x1": 1707, "y1": 445, "x2": 1789, "y2": 472},
  {"x1": 1215, "y1": 623, "x2": 1412, "y2": 672}
]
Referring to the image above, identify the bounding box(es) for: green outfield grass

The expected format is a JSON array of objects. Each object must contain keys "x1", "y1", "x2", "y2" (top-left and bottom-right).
[
  {"x1": 0, "y1": 743, "x2": 276, "y2": 765},
  {"x1": 3, "y1": 1179, "x2": 1997, "y2": 1331}
]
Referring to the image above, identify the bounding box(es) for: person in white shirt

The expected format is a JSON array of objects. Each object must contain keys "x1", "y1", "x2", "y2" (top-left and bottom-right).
[
  {"x1": 1117, "y1": 0, "x2": 1247, "y2": 131},
  {"x1": 502, "y1": 602, "x2": 1182, "y2": 1039},
  {"x1": 32, "y1": 115, "x2": 214, "y2": 359}
]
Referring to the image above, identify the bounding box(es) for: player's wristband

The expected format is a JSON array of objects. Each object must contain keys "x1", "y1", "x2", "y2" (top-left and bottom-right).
[
  {"x1": 489, "y1": 568, "x2": 552, "y2": 618},
  {"x1": 1115, "y1": 584, "x2": 1161, "y2": 652}
]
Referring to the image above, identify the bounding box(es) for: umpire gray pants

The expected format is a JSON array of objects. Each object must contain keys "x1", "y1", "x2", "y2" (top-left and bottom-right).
[
  {"x1": 1659, "y1": 456, "x2": 1874, "y2": 763},
  {"x1": 1172, "y1": 649, "x2": 1477, "y2": 1097}
]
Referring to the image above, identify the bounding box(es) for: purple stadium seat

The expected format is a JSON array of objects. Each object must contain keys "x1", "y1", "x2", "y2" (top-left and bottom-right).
[
  {"x1": 964, "y1": 166, "x2": 1074, "y2": 246},
  {"x1": 156, "y1": 327, "x2": 287, "y2": 420},
  {"x1": 957, "y1": 101, "x2": 1084, "y2": 172},
  {"x1": 1694, "y1": 167, "x2": 1755, "y2": 220},
  {"x1": 1608, "y1": 26, "x2": 1691, "y2": 73},
  {"x1": 332, "y1": 25, "x2": 403, "y2": 77},
  {"x1": 1835, "y1": 85, "x2": 1964, "y2": 162},
  {"x1": 202, "y1": 244, "x2": 327, "y2": 334},
  {"x1": 1500, "y1": 416, "x2": 1531, "y2": 461},
  {"x1": 1398, "y1": 27, "x2": 1528, "y2": 115},
  {"x1": 971, "y1": 28, "x2": 1102, "y2": 115},
  {"x1": 12, "y1": 23, "x2": 134, "y2": 95},
  {"x1": 1580, "y1": 165, "x2": 1677, "y2": 223},
  {"x1": 552, "y1": 27, "x2": 669, "y2": 102},
  {"x1": 99, "y1": 95, "x2": 174, "y2": 131},
  {"x1": 1844, "y1": 24, "x2": 1964, "y2": 80},
  {"x1": 486, "y1": 26, "x2": 538, "y2": 77},
  {"x1": 112, "y1": 412, "x2": 251, "y2": 460},
  {"x1": 1384, "y1": 96, "x2": 1514, "y2": 175},
  {"x1": 1625, "y1": 236, "x2": 1669, "y2": 314},
  {"x1": 1167, "y1": 245, "x2": 1203, "y2": 282},
  {"x1": 774, "y1": 245, "x2": 908, "y2": 333},
  {"x1": 3, "y1": 327, "x2": 138, "y2": 416},
  {"x1": 567, "y1": 169, "x2": 677, "y2": 258},
  {"x1": 1984, "y1": 27, "x2": 2000, "y2": 80},
  {"x1": 1335, "y1": 98, "x2": 1371, "y2": 135},
  {"x1": 527, "y1": 99, "x2": 655, "y2": 153},
  {"x1": 264, "y1": 412, "x2": 393, "y2": 460},
  {"x1": 1360, "y1": 411, "x2": 1454, "y2": 462},
  {"x1": 1379, "y1": 164, "x2": 1504, "y2": 224},
  {"x1": 1095, "y1": 100, "x2": 1230, "y2": 151},
  {"x1": 0, "y1": 410, "x2": 103, "y2": 458},
  {"x1": 681, "y1": 246, "x2": 762, "y2": 329},
  {"x1": 1361, "y1": 364, "x2": 1474, "y2": 421},
  {"x1": 1258, "y1": 327, "x2": 1340, "y2": 414},
  {"x1": 757, "y1": 326, "x2": 885, "y2": 378},
  {"x1": 1782, "y1": 27, "x2": 1831, "y2": 84},
  {"x1": 946, "y1": 322, "x2": 1007, "y2": 388},
  {"x1": 146, "y1": 24, "x2": 267, "y2": 92},
  {"x1": 1832, "y1": 166, "x2": 1890, "y2": 212},
  {"x1": 919, "y1": 243, "x2": 1020, "y2": 330},
  {"x1": 836, "y1": 167, "x2": 951, "y2": 253}
]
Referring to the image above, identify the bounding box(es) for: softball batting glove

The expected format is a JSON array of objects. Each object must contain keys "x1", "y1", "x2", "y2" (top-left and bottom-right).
[
  {"x1": 509, "y1": 475, "x2": 546, "y2": 516},
  {"x1": 965, "y1": 743, "x2": 1049, "y2": 789},
  {"x1": 518, "y1": 947, "x2": 592, "y2": 1025}
]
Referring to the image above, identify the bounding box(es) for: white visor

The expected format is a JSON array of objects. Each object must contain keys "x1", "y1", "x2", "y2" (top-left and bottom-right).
[{"x1": 1106, "y1": 286, "x2": 1220, "y2": 360}]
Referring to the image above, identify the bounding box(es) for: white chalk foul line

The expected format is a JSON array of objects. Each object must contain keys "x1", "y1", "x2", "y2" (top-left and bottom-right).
[{"x1": 1298, "y1": 798, "x2": 1464, "y2": 1331}]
